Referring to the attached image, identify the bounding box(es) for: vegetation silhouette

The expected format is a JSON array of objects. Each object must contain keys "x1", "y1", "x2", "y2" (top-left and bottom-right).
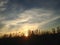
[{"x1": 0, "y1": 27, "x2": 60, "y2": 45}]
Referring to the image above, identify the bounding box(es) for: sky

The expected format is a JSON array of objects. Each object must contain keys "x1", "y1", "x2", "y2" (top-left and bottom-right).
[{"x1": 0, "y1": 0, "x2": 60, "y2": 34}]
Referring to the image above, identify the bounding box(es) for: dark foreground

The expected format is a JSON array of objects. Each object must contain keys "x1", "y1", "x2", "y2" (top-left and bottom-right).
[{"x1": 0, "y1": 33, "x2": 60, "y2": 45}]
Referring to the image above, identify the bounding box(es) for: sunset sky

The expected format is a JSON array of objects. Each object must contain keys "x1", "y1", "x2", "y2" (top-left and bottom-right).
[{"x1": 0, "y1": 0, "x2": 60, "y2": 34}]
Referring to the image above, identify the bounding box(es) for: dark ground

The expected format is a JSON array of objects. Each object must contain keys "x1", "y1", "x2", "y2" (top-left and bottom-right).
[{"x1": 0, "y1": 33, "x2": 60, "y2": 45}]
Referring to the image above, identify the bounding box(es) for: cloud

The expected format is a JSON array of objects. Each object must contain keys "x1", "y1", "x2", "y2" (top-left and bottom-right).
[
  {"x1": 1, "y1": 14, "x2": 31, "y2": 25},
  {"x1": 0, "y1": 0, "x2": 9, "y2": 12},
  {"x1": 0, "y1": 8, "x2": 60, "y2": 33},
  {"x1": 0, "y1": 0, "x2": 60, "y2": 14},
  {"x1": 0, "y1": 0, "x2": 8, "y2": 7},
  {"x1": 0, "y1": 0, "x2": 60, "y2": 34},
  {"x1": 39, "y1": 16, "x2": 60, "y2": 26},
  {"x1": 17, "y1": 8, "x2": 54, "y2": 24}
]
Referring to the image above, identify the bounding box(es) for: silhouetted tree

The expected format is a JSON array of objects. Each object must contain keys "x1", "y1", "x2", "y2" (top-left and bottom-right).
[
  {"x1": 57, "y1": 27, "x2": 60, "y2": 33},
  {"x1": 31, "y1": 31, "x2": 34, "y2": 36},
  {"x1": 3, "y1": 34, "x2": 8, "y2": 38},
  {"x1": 34, "y1": 29, "x2": 39, "y2": 35},
  {"x1": 38, "y1": 29, "x2": 40, "y2": 35},
  {"x1": 28, "y1": 30, "x2": 32, "y2": 36},
  {"x1": 52, "y1": 28, "x2": 55, "y2": 34}
]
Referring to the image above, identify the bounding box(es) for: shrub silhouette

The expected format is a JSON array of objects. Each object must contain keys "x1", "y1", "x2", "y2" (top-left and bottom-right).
[
  {"x1": 52, "y1": 28, "x2": 56, "y2": 34},
  {"x1": 57, "y1": 27, "x2": 60, "y2": 33},
  {"x1": 0, "y1": 27, "x2": 60, "y2": 45}
]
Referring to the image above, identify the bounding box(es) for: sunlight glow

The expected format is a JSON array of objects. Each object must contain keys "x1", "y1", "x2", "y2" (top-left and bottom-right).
[
  {"x1": 24, "y1": 33, "x2": 28, "y2": 37},
  {"x1": 19, "y1": 24, "x2": 38, "y2": 36}
]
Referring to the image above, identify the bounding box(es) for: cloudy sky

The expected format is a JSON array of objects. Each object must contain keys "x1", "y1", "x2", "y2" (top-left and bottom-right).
[{"x1": 0, "y1": 0, "x2": 60, "y2": 34}]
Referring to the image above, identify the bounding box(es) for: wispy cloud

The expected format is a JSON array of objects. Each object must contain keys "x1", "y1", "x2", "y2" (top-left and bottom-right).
[
  {"x1": 0, "y1": 8, "x2": 60, "y2": 33},
  {"x1": 0, "y1": 0, "x2": 60, "y2": 34},
  {"x1": 39, "y1": 16, "x2": 60, "y2": 26},
  {"x1": 0, "y1": 0, "x2": 8, "y2": 12}
]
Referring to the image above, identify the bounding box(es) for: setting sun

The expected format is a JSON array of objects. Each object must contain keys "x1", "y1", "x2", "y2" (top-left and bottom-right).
[
  {"x1": 25, "y1": 33, "x2": 28, "y2": 37},
  {"x1": 19, "y1": 24, "x2": 38, "y2": 36}
]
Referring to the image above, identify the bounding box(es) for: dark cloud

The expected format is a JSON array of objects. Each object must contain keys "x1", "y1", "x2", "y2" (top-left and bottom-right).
[
  {"x1": 0, "y1": 0, "x2": 60, "y2": 20},
  {"x1": 7, "y1": 0, "x2": 60, "y2": 9},
  {"x1": 0, "y1": 0, "x2": 60, "y2": 14}
]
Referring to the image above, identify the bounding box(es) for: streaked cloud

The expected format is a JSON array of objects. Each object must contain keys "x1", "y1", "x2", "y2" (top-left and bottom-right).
[
  {"x1": 0, "y1": 8, "x2": 60, "y2": 33},
  {"x1": 0, "y1": 0, "x2": 60, "y2": 34}
]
